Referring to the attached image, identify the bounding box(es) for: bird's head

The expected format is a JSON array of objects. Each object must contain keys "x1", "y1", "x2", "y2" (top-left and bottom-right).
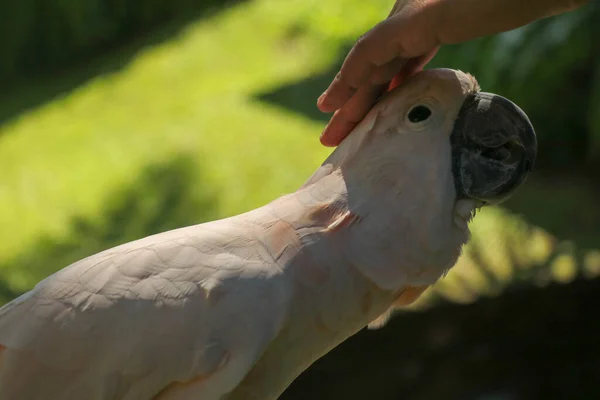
[
  {"x1": 302, "y1": 69, "x2": 536, "y2": 289},
  {"x1": 321, "y1": 68, "x2": 536, "y2": 213}
]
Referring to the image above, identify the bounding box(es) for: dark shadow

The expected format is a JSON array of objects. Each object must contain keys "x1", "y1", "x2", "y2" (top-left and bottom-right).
[
  {"x1": 0, "y1": 280, "x2": 18, "y2": 303},
  {"x1": 253, "y1": 45, "x2": 351, "y2": 123},
  {"x1": 0, "y1": 0, "x2": 247, "y2": 127},
  {"x1": 282, "y1": 276, "x2": 600, "y2": 400},
  {"x1": 503, "y1": 170, "x2": 600, "y2": 252},
  {"x1": 0, "y1": 155, "x2": 220, "y2": 304}
]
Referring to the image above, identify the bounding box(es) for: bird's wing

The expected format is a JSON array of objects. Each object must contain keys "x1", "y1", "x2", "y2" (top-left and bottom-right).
[{"x1": 0, "y1": 217, "x2": 288, "y2": 400}]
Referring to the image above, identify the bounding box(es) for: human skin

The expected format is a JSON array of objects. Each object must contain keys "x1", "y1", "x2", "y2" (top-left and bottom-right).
[{"x1": 318, "y1": 0, "x2": 590, "y2": 147}]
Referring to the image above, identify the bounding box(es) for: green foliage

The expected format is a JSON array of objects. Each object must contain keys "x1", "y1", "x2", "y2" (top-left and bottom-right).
[
  {"x1": 0, "y1": 0, "x2": 233, "y2": 82},
  {"x1": 588, "y1": 23, "x2": 600, "y2": 160}
]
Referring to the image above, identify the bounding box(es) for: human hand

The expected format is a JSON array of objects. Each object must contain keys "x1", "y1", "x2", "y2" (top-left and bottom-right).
[
  {"x1": 317, "y1": 0, "x2": 590, "y2": 147},
  {"x1": 317, "y1": 0, "x2": 441, "y2": 147}
]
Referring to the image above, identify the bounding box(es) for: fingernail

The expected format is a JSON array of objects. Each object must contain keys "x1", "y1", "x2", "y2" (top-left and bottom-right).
[
  {"x1": 319, "y1": 128, "x2": 327, "y2": 141},
  {"x1": 317, "y1": 93, "x2": 325, "y2": 105},
  {"x1": 319, "y1": 130, "x2": 335, "y2": 147}
]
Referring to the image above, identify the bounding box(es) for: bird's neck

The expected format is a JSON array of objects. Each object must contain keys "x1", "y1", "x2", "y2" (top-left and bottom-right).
[{"x1": 282, "y1": 154, "x2": 470, "y2": 293}]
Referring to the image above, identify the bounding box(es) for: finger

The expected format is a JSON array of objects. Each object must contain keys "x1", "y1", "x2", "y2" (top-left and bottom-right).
[
  {"x1": 369, "y1": 57, "x2": 407, "y2": 85},
  {"x1": 405, "y1": 46, "x2": 439, "y2": 74},
  {"x1": 320, "y1": 57, "x2": 406, "y2": 145},
  {"x1": 320, "y1": 48, "x2": 438, "y2": 146},
  {"x1": 320, "y1": 84, "x2": 386, "y2": 147},
  {"x1": 388, "y1": 47, "x2": 440, "y2": 91},
  {"x1": 319, "y1": 110, "x2": 357, "y2": 147},
  {"x1": 387, "y1": 0, "x2": 406, "y2": 17},
  {"x1": 317, "y1": 62, "x2": 375, "y2": 113},
  {"x1": 317, "y1": 19, "x2": 405, "y2": 113}
]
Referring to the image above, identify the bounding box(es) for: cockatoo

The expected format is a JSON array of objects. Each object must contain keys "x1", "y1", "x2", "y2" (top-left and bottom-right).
[{"x1": 0, "y1": 68, "x2": 536, "y2": 400}]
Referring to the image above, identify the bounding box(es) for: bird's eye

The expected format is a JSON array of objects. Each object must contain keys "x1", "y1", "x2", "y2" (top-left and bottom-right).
[{"x1": 407, "y1": 105, "x2": 432, "y2": 123}]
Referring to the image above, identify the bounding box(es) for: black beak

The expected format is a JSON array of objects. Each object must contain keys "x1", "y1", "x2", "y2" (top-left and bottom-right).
[{"x1": 450, "y1": 92, "x2": 537, "y2": 205}]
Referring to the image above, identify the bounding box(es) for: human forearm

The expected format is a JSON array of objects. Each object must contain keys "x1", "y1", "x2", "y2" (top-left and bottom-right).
[
  {"x1": 317, "y1": 0, "x2": 590, "y2": 147},
  {"x1": 427, "y1": 0, "x2": 590, "y2": 44}
]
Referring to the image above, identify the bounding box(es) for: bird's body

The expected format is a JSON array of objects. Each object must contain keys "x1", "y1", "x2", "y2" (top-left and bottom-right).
[
  {"x1": 0, "y1": 69, "x2": 536, "y2": 399},
  {"x1": 0, "y1": 169, "x2": 463, "y2": 400}
]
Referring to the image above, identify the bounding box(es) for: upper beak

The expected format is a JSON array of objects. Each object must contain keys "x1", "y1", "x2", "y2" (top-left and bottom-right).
[{"x1": 450, "y1": 91, "x2": 537, "y2": 205}]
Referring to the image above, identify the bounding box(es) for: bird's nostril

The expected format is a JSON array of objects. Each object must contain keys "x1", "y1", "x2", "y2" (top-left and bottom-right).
[
  {"x1": 481, "y1": 145, "x2": 511, "y2": 162},
  {"x1": 480, "y1": 141, "x2": 523, "y2": 164}
]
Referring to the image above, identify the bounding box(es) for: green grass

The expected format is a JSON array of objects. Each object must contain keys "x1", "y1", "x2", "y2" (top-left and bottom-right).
[
  {"x1": 0, "y1": 0, "x2": 597, "y2": 303},
  {"x1": 0, "y1": 0, "x2": 390, "y2": 298}
]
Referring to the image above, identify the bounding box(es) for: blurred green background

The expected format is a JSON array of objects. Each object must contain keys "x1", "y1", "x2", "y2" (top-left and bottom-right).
[{"x1": 0, "y1": 0, "x2": 599, "y2": 398}]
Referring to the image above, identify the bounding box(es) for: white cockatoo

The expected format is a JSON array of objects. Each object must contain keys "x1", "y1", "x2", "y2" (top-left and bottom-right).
[{"x1": 0, "y1": 69, "x2": 536, "y2": 400}]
